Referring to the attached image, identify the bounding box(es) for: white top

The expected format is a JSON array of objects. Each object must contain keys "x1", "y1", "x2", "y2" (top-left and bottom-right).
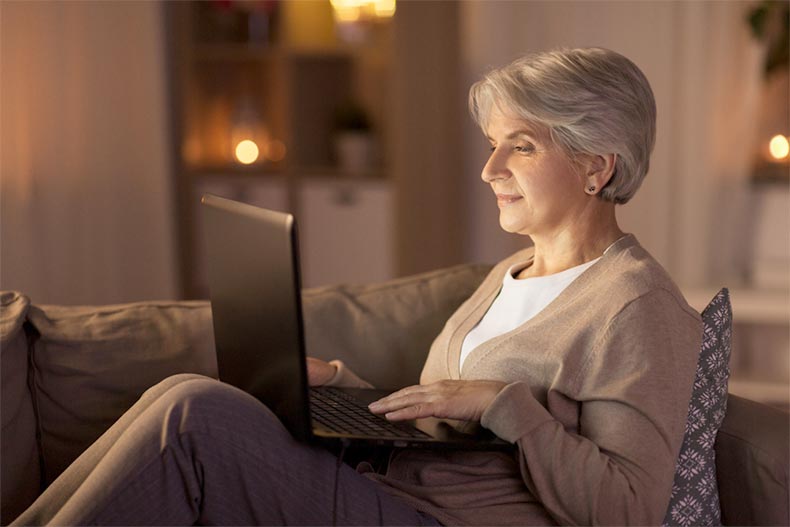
[{"x1": 459, "y1": 257, "x2": 601, "y2": 371}]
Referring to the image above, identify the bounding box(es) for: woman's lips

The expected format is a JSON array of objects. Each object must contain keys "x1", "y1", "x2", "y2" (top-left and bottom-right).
[{"x1": 496, "y1": 194, "x2": 523, "y2": 206}]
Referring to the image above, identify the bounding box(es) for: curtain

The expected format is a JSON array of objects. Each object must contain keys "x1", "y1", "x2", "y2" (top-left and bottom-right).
[{"x1": 1, "y1": 1, "x2": 177, "y2": 304}]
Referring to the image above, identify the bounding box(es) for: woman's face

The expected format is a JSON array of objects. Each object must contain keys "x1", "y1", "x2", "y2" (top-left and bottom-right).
[{"x1": 482, "y1": 109, "x2": 587, "y2": 237}]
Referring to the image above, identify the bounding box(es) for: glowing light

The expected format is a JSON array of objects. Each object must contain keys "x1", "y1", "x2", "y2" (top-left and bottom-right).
[
  {"x1": 373, "y1": 0, "x2": 396, "y2": 17},
  {"x1": 235, "y1": 140, "x2": 260, "y2": 165},
  {"x1": 330, "y1": 0, "x2": 361, "y2": 23},
  {"x1": 330, "y1": 0, "x2": 396, "y2": 23},
  {"x1": 768, "y1": 134, "x2": 789, "y2": 160}
]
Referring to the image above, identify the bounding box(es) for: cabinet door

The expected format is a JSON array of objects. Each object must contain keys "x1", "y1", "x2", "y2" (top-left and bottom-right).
[{"x1": 298, "y1": 179, "x2": 393, "y2": 288}]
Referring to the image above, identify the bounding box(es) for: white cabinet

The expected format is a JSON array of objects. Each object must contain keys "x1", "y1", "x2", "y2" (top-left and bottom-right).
[{"x1": 298, "y1": 178, "x2": 394, "y2": 288}]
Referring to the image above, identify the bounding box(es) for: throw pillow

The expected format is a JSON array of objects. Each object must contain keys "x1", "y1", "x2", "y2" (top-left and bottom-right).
[
  {"x1": 27, "y1": 300, "x2": 217, "y2": 486},
  {"x1": 663, "y1": 288, "x2": 732, "y2": 527}
]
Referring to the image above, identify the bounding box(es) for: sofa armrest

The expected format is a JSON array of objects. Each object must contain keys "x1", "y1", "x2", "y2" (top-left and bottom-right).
[{"x1": 716, "y1": 394, "x2": 789, "y2": 526}]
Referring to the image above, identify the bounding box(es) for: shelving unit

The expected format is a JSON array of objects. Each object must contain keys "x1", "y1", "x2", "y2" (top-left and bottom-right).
[{"x1": 166, "y1": 1, "x2": 394, "y2": 298}]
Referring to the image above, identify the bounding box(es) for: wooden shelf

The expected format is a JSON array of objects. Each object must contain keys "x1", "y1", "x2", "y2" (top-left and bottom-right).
[
  {"x1": 186, "y1": 165, "x2": 285, "y2": 178},
  {"x1": 187, "y1": 165, "x2": 387, "y2": 181},
  {"x1": 683, "y1": 286, "x2": 789, "y2": 324},
  {"x1": 190, "y1": 44, "x2": 370, "y2": 63},
  {"x1": 191, "y1": 44, "x2": 281, "y2": 62},
  {"x1": 167, "y1": 1, "x2": 392, "y2": 298}
]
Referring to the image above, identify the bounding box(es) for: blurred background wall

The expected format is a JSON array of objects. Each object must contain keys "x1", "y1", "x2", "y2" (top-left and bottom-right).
[
  {"x1": 4, "y1": 0, "x2": 785, "y2": 300},
  {"x1": 1, "y1": 0, "x2": 787, "y2": 405},
  {"x1": 1, "y1": 1, "x2": 177, "y2": 305}
]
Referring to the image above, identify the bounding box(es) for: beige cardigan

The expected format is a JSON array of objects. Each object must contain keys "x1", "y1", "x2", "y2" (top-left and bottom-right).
[{"x1": 358, "y1": 234, "x2": 702, "y2": 526}]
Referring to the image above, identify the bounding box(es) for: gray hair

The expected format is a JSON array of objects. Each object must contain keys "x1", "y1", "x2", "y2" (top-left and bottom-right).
[{"x1": 468, "y1": 47, "x2": 656, "y2": 204}]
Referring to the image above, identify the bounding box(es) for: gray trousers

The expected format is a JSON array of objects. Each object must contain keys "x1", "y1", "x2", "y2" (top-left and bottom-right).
[{"x1": 12, "y1": 374, "x2": 440, "y2": 526}]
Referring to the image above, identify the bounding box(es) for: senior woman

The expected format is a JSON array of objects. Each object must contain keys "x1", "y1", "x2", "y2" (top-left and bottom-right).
[{"x1": 13, "y1": 47, "x2": 701, "y2": 527}]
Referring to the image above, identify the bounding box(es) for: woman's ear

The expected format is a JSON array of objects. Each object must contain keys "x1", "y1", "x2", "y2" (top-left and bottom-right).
[{"x1": 582, "y1": 153, "x2": 617, "y2": 196}]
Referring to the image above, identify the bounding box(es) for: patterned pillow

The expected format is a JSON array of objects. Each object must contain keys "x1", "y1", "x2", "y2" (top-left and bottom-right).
[{"x1": 663, "y1": 289, "x2": 732, "y2": 527}]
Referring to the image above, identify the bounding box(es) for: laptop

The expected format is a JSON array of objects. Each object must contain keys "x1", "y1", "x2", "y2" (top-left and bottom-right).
[{"x1": 201, "y1": 193, "x2": 510, "y2": 450}]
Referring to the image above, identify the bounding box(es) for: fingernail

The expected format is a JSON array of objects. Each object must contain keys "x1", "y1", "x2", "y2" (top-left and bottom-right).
[{"x1": 368, "y1": 401, "x2": 380, "y2": 410}]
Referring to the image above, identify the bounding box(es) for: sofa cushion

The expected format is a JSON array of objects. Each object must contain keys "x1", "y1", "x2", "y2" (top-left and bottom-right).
[
  {"x1": 716, "y1": 395, "x2": 789, "y2": 526},
  {"x1": 302, "y1": 263, "x2": 491, "y2": 390},
  {"x1": 0, "y1": 292, "x2": 40, "y2": 525},
  {"x1": 27, "y1": 300, "x2": 216, "y2": 487},
  {"x1": 663, "y1": 289, "x2": 731, "y2": 527}
]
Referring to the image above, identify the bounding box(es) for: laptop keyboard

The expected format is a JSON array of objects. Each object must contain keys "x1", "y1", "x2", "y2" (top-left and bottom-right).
[{"x1": 310, "y1": 387, "x2": 431, "y2": 439}]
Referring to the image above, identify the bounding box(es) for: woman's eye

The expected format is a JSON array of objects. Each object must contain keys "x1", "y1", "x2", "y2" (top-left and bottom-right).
[{"x1": 488, "y1": 144, "x2": 535, "y2": 153}]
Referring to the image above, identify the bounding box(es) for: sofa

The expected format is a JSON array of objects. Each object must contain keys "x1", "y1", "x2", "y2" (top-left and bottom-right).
[{"x1": 2, "y1": 263, "x2": 788, "y2": 525}]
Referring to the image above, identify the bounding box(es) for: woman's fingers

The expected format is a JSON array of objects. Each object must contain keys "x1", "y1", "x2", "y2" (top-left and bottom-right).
[
  {"x1": 368, "y1": 380, "x2": 505, "y2": 422},
  {"x1": 368, "y1": 390, "x2": 437, "y2": 417},
  {"x1": 381, "y1": 402, "x2": 437, "y2": 421},
  {"x1": 369, "y1": 385, "x2": 426, "y2": 408}
]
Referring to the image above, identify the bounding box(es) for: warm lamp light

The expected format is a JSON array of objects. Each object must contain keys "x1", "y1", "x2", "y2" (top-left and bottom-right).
[
  {"x1": 768, "y1": 134, "x2": 789, "y2": 160},
  {"x1": 373, "y1": 0, "x2": 396, "y2": 17},
  {"x1": 235, "y1": 139, "x2": 260, "y2": 165},
  {"x1": 330, "y1": 0, "x2": 395, "y2": 23}
]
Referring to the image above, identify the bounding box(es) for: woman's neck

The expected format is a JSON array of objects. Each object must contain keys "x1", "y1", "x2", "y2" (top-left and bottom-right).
[{"x1": 519, "y1": 206, "x2": 624, "y2": 279}]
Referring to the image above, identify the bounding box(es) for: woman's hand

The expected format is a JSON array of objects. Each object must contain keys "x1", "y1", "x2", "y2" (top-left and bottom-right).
[
  {"x1": 368, "y1": 380, "x2": 506, "y2": 422},
  {"x1": 306, "y1": 357, "x2": 337, "y2": 386}
]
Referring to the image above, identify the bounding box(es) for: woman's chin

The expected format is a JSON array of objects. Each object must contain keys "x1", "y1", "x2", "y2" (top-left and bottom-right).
[
  {"x1": 498, "y1": 218, "x2": 529, "y2": 235},
  {"x1": 497, "y1": 204, "x2": 534, "y2": 235}
]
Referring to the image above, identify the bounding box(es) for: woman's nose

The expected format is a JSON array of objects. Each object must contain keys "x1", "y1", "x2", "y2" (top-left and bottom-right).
[{"x1": 481, "y1": 150, "x2": 510, "y2": 183}]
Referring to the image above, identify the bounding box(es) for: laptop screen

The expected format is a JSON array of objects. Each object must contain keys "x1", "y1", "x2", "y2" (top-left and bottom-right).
[{"x1": 201, "y1": 194, "x2": 312, "y2": 441}]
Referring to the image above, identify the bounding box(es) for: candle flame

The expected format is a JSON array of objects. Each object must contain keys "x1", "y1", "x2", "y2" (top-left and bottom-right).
[
  {"x1": 768, "y1": 134, "x2": 789, "y2": 161},
  {"x1": 235, "y1": 139, "x2": 260, "y2": 165}
]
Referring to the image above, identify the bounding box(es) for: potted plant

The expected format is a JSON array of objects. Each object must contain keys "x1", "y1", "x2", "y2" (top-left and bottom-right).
[{"x1": 333, "y1": 101, "x2": 377, "y2": 176}]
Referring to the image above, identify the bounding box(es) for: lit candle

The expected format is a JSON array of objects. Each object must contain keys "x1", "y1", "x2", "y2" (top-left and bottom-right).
[
  {"x1": 768, "y1": 134, "x2": 789, "y2": 161},
  {"x1": 235, "y1": 139, "x2": 260, "y2": 165}
]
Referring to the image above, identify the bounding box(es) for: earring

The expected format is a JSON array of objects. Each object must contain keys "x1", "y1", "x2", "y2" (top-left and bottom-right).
[{"x1": 587, "y1": 186, "x2": 596, "y2": 193}]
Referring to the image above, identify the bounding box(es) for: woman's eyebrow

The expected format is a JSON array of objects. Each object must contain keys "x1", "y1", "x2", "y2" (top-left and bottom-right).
[
  {"x1": 486, "y1": 130, "x2": 540, "y2": 142},
  {"x1": 507, "y1": 130, "x2": 539, "y2": 140}
]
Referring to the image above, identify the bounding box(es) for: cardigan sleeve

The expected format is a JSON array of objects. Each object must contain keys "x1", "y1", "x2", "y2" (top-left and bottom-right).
[{"x1": 480, "y1": 289, "x2": 701, "y2": 526}]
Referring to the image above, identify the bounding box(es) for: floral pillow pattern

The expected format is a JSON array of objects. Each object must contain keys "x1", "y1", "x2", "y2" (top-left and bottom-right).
[{"x1": 663, "y1": 288, "x2": 732, "y2": 527}]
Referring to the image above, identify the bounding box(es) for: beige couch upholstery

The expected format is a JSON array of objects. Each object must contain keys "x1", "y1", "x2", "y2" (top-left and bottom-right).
[{"x1": 2, "y1": 263, "x2": 788, "y2": 525}]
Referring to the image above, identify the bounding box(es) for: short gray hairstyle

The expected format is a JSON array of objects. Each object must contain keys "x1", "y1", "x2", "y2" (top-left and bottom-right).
[{"x1": 469, "y1": 47, "x2": 656, "y2": 204}]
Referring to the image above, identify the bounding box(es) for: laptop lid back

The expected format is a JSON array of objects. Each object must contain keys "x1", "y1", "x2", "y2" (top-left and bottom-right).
[{"x1": 201, "y1": 193, "x2": 312, "y2": 442}]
